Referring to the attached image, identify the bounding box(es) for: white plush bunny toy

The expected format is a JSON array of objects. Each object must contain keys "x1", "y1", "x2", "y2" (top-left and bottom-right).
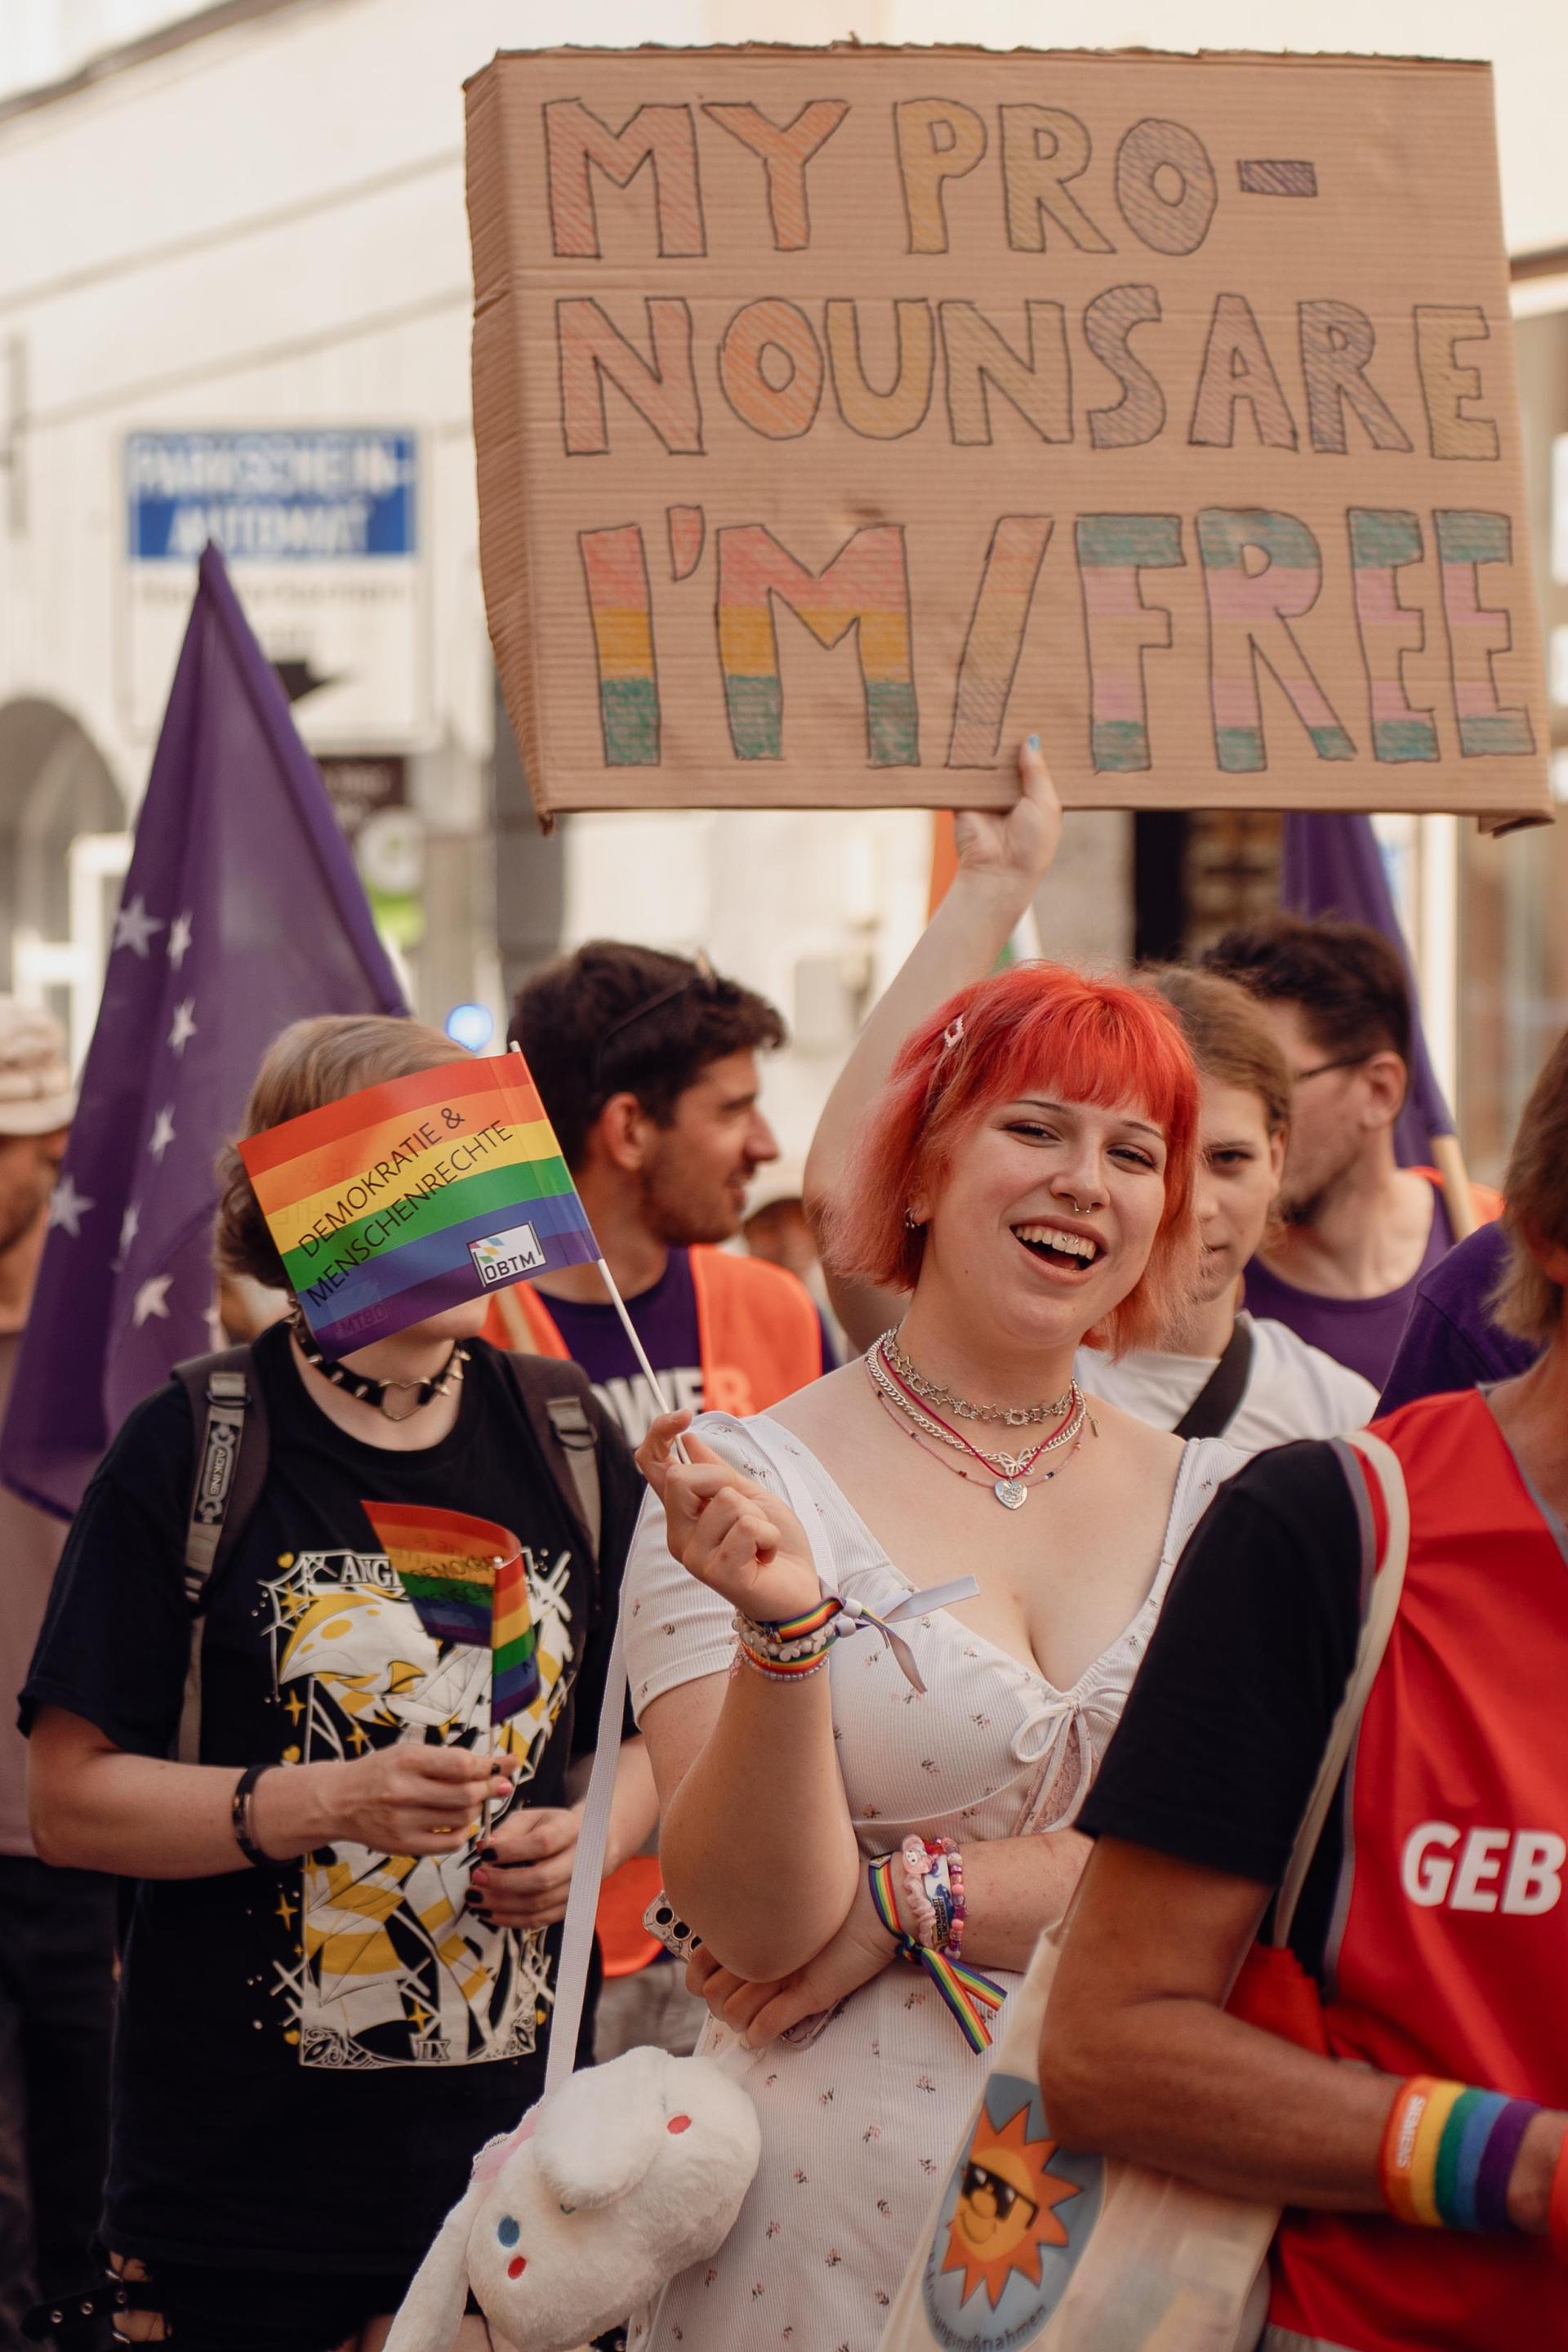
[{"x1": 383, "y1": 2038, "x2": 760, "y2": 2352}]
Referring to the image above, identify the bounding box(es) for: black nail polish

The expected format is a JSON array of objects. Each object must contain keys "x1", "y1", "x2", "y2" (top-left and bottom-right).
[{"x1": 479, "y1": 1845, "x2": 498, "y2": 1863}]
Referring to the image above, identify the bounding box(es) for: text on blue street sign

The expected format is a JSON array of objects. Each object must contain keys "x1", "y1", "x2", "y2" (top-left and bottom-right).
[{"x1": 127, "y1": 430, "x2": 417, "y2": 562}]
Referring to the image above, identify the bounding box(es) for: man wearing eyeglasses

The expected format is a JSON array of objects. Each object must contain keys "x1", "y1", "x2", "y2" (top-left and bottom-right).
[{"x1": 1200, "y1": 915, "x2": 1498, "y2": 1389}]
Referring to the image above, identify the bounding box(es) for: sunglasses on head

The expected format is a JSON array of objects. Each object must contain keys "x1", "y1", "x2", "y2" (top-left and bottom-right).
[{"x1": 590, "y1": 951, "x2": 722, "y2": 1097}]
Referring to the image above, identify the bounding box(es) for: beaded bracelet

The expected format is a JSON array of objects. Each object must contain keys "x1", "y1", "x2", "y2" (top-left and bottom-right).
[
  {"x1": 898, "y1": 1834, "x2": 970, "y2": 1958},
  {"x1": 900, "y1": 1837, "x2": 942, "y2": 1945},
  {"x1": 1379, "y1": 2075, "x2": 1543, "y2": 2232},
  {"x1": 733, "y1": 1594, "x2": 839, "y2": 1683},
  {"x1": 734, "y1": 1637, "x2": 831, "y2": 1685},
  {"x1": 866, "y1": 1852, "x2": 1005, "y2": 2053}
]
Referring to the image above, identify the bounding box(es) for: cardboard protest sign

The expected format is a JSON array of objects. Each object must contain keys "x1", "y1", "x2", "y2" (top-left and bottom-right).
[
  {"x1": 238, "y1": 1054, "x2": 598, "y2": 1352},
  {"x1": 466, "y1": 46, "x2": 1551, "y2": 832}
]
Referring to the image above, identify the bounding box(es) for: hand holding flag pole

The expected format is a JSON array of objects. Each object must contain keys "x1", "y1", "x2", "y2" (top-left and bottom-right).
[{"x1": 363, "y1": 1502, "x2": 537, "y2": 1844}]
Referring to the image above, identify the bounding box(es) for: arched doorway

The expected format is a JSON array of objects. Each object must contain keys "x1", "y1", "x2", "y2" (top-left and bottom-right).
[{"x1": 0, "y1": 699, "x2": 126, "y2": 1063}]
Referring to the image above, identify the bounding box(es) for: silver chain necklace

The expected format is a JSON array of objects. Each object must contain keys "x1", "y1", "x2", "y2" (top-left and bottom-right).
[
  {"x1": 879, "y1": 1328, "x2": 1074, "y2": 1427},
  {"x1": 866, "y1": 1341, "x2": 1089, "y2": 1507}
]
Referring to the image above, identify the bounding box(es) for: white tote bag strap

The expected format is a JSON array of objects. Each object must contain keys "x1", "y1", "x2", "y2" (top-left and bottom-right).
[
  {"x1": 544, "y1": 1416, "x2": 829, "y2": 2100},
  {"x1": 545, "y1": 1413, "x2": 983, "y2": 2096},
  {"x1": 1272, "y1": 1429, "x2": 1410, "y2": 1952},
  {"x1": 545, "y1": 1605, "x2": 626, "y2": 2098}
]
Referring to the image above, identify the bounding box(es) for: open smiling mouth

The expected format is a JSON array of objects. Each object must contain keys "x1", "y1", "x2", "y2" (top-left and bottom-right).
[{"x1": 1013, "y1": 1222, "x2": 1102, "y2": 1274}]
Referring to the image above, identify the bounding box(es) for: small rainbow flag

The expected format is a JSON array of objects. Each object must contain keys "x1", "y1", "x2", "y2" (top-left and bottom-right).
[
  {"x1": 363, "y1": 1500, "x2": 541, "y2": 1724},
  {"x1": 239, "y1": 1052, "x2": 599, "y2": 1353},
  {"x1": 491, "y1": 1551, "x2": 537, "y2": 1723}
]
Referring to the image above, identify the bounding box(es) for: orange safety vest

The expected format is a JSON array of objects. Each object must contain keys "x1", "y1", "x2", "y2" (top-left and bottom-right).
[
  {"x1": 486, "y1": 1248, "x2": 824, "y2": 1973},
  {"x1": 1412, "y1": 1165, "x2": 1503, "y2": 1233},
  {"x1": 484, "y1": 1245, "x2": 823, "y2": 1419}
]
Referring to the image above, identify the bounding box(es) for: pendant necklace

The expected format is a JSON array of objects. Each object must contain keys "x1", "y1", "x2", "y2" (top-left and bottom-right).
[{"x1": 866, "y1": 1334, "x2": 1090, "y2": 1508}]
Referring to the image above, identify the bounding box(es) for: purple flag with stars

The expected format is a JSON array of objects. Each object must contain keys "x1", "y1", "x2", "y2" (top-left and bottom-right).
[{"x1": 0, "y1": 545, "x2": 406, "y2": 1518}]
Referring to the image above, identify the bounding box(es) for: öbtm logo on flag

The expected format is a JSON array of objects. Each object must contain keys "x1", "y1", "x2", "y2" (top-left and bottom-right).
[{"x1": 470, "y1": 1223, "x2": 547, "y2": 1285}]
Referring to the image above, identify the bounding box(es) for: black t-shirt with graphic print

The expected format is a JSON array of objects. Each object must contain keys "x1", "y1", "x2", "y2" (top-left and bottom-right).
[{"x1": 22, "y1": 1323, "x2": 643, "y2": 2274}]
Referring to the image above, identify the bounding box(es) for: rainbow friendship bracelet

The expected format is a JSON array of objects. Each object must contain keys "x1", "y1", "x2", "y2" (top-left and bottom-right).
[
  {"x1": 1380, "y1": 2075, "x2": 1543, "y2": 2233},
  {"x1": 867, "y1": 1855, "x2": 1007, "y2": 2055},
  {"x1": 764, "y1": 1598, "x2": 841, "y2": 1643},
  {"x1": 733, "y1": 1595, "x2": 840, "y2": 1682}
]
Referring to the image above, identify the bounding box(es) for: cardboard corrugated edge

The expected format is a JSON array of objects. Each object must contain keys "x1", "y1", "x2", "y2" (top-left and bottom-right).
[
  {"x1": 466, "y1": 61, "x2": 555, "y2": 831},
  {"x1": 466, "y1": 42, "x2": 1487, "y2": 69},
  {"x1": 463, "y1": 44, "x2": 1552, "y2": 837}
]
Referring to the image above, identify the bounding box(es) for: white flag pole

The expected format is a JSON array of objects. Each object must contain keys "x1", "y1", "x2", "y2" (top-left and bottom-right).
[{"x1": 504, "y1": 1042, "x2": 688, "y2": 1456}]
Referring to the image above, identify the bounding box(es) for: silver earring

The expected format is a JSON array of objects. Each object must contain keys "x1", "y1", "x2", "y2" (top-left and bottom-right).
[{"x1": 904, "y1": 1209, "x2": 921, "y2": 1232}]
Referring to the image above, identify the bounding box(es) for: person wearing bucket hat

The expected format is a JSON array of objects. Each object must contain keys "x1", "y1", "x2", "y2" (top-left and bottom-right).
[{"x1": 0, "y1": 1001, "x2": 118, "y2": 2352}]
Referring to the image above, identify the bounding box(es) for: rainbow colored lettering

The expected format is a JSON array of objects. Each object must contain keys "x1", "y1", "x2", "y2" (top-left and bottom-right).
[
  {"x1": 716, "y1": 523, "x2": 918, "y2": 764},
  {"x1": 1434, "y1": 511, "x2": 1535, "y2": 758},
  {"x1": 1197, "y1": 509, "x2": 1356, "y2": 772},
  {"x1": 581, "y1": 524, "x2": 659, "y2": 766}
]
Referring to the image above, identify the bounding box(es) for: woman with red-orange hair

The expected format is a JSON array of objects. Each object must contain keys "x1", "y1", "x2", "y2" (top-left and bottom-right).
[{"x1": 617, "y1": 748, "x2": 1238, "y2": 2352}]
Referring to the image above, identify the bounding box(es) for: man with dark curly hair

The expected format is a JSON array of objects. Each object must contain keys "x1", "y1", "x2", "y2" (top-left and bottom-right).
[
  {"x1": 496, "y1": 942, "x2": 826, "y2": 1443},
  {"x1": 1202, "y1": 914, "x2": 1498, "y2": 1388}
]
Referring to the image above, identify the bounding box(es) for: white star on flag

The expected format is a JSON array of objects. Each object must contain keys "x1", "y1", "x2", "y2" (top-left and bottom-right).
[
  {"x1": 113, "y1": 896, "x2": 165, "y2": 958},
  {"x1": 114, "y1": 1202, "x2": 140, "y2": 1268},
  {"x1": 167, "y1": 911, "x2": 194, "y2": 970},
  {"x1": 132, "y1": 1275, "x2": 173, "y2": 1325},
  {"x1": 149, "y1": 1106, "x2": 176, "y2": 1162},
  {"x1": 46, "y1": 1173, "x2": 94, "y2": 1237},
  {"x1": 168, "y1": 999, "x2": 198, "y2": 1055}
]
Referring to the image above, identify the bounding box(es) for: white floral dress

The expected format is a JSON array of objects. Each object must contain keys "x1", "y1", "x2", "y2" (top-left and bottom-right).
[{"x1": 621, "y1": 1412, "x2": 1239, "y2": 2352}]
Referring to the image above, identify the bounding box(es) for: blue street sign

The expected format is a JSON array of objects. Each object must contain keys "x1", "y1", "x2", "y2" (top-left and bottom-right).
[{"x1": 127, "y1": 430, "x2": 416, "y2": 564}]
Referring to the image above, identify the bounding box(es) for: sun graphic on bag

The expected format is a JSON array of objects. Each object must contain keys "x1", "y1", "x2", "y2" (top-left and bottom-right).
[{"x1": 939, "y1": 2102, "x2": 1083, "y2": 2309}]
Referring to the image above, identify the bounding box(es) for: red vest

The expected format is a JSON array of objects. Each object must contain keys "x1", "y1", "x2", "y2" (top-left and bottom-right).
[{"x1": 1268, "y1": 1388, "x2": 1568, "y2": 2350}]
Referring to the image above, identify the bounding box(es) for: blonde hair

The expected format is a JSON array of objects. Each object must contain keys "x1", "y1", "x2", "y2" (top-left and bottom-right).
[
  {"x1": 1141, "y1": 964, "x2": 1292, "y2": 1137},
  {"x1": 214, "y1": 1015, "x2": 463, "y2": 1290},
  {"x1": 1490, "y1": 1029, "x2": 1568, "y2": 1345}
]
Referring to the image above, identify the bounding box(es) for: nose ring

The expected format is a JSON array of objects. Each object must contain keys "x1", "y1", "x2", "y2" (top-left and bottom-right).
[{"x1": 1067, "y1": 1197, "x2": 1086, "y2": 1214}]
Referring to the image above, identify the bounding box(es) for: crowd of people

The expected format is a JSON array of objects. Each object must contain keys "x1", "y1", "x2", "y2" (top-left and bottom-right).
[{"x1": 2, "y1": 739, "x2": 1564, "y2": 2352}]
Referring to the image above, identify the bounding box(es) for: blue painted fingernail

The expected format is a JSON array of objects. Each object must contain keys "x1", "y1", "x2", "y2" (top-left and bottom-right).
[{"x1": 1027, "y1": 733, "x2": 1040, "y2": 750}]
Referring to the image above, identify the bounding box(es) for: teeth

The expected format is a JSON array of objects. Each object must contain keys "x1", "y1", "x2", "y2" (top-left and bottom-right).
[{"x1": 1014, "y1": 1223, "x2": 1098, "y2": 1262}]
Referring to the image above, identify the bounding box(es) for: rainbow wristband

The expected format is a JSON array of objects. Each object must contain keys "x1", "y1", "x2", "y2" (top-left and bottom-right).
[
  {"x1": 751, "y1": 1597, "x2": 840, "y2": 1642},
  {"x1": 1380, "y1": 2075, "x2": 1542, "y2": 2232},
  {"x1": 735, "y1": 1639, "x2": 830, "y2": 1683},
  {"x1": 867, "y1": 1855, "x2": 1006, "y2": 2055},
  {"x1": 733, "y1": 1596, "x2": 840, "y2": 1682}
]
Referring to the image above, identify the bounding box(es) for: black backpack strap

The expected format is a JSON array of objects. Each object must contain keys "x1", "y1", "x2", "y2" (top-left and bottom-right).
[
  {"x1": 1174, "y1": 1316, "x2": 1254, "y2": 1441},
  {"x1": 497, "y1": 1352, "x2": 603, "y2": 1569},
  {"x1": 172, "y1": 1344, "x2": 270, "y2": 1762}
]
